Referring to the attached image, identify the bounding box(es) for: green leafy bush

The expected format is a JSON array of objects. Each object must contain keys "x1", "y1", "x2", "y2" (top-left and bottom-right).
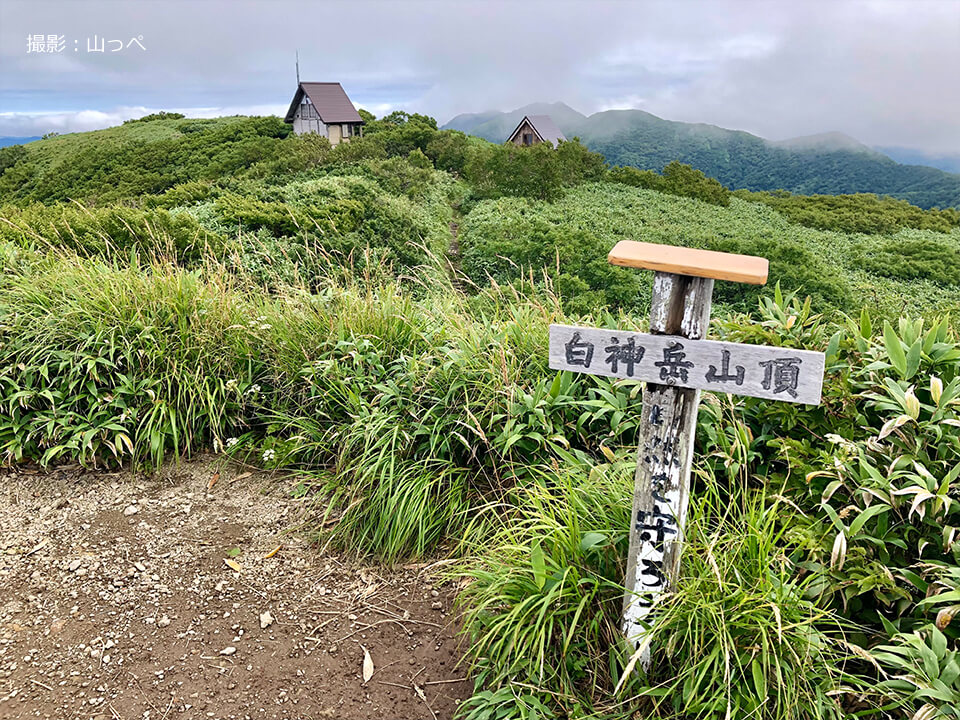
[
  {"x1": 466, "y1": 139, "x2": 607, "y2": 202},
  {"x1": 466, "y1": 142, "x2": 565, "y2": 201},
  {"x1": 142, "y1": 180, "x2": 214, "y2": 209},
  {"x1": 610, "y1": 161, "x2": 732, "y2": 206},
  {"x1": 358, "y1": 110, "x2": 439, "y2": 157},
  {"x1": 855, "y1": 236, "x2": 960, "y2": 285},
  {"x1": 425, "y1": 130, "x2": 473, "y2": 174},
  {"x1": 738, "y1": 190, "x2": 960, "y2": 234},
  {"x1": 123, "y1": 111, "x2": 186, "y2": 123},
  {"x1": 0, "y1": 115, "x2": 292, "y2": 204},
  {"x1": 0, "y1": 144, "x2": 26, "y2": 176},
  {"x1": 459, "y1": 210, "x2": 643, "y2": 313},
  {"x1": 207, "y1": 178, "x2": 439, "y2": 271},
  {"x1": 708, "y1": 236, "x2": 852, "y2": 311}
]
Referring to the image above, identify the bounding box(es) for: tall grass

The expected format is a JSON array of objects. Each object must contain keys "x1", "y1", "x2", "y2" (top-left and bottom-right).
[
  {"x1": 0, "y1": 241, "x2": 642, "y2": 560},
  {"x1": 454, "y1": 460, "x2": 636, "y2": 720},
  {"x1": 0, "y1": 249, "x2": 263, "y2": 466},
  {"x1": 453, "y1": 443, "x2": 862, "y2": 720}
]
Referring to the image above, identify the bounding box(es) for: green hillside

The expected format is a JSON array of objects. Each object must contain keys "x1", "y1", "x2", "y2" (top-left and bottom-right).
[
  {"x1": 444, "y1": 103, "x2": 960, "y2": 209},
  {"x1": 4, "y1": 114, "x2": 960, "y2": 718},
  {"x1": 0, "y1": 113, "x2": 292, "y2": 204}
]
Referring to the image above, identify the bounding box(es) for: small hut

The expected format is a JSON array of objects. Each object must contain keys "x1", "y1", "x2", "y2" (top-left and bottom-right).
[
  {"x1": 506, "y1": 114, "x2": 566, "y2": 148},
  {"x1": 284, "y1": 82, "x2": 363, "y2": 145}
]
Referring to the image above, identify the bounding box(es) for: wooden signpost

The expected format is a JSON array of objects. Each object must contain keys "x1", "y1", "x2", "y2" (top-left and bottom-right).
[{"x1": 548, "y1": 240, "x2": 826, "y2": 666}]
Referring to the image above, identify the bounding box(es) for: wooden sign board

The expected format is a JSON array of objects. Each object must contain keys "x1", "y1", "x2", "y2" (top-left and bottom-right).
[{"x1": 549, "y1": 324, "x2": 825, "y2": 405}]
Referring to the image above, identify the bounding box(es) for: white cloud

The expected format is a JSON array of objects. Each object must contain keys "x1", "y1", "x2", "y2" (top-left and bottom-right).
[
  {"x1": 596, "y1": 95, "x2": 648, "y2": 113},
  {"x1": 0, "y1": 0, "x2": 957, "y2": 152}
]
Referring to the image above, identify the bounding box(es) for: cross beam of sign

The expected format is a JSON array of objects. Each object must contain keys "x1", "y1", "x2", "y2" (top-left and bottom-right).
[
  {"x1": 549, "y1": 326, "x2": 825, "y2": 405},
  {"x1": 547, "y1": 240, "x2": 826, "y2": 669}
]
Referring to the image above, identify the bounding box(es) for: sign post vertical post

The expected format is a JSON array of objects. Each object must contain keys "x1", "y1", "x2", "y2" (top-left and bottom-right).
[
  {"x1": 548, "y1": 240, "x2": 827, "y2": 668},
  {"x1": 620, "y1": 271, "x2": 712, "y2": 665}
]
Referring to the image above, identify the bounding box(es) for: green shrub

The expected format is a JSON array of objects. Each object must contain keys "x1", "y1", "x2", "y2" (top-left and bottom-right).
[
  {"x1": 555, "y1": 136, "x2": 608, "y2": 185},
  {"x1": 327, "y1": 134, "x2": 388, "y2": 163},
  {"x1": 466, "y1": 142, "x2": 565, "y2": 201},
  {"x1": 708, "y1": 237, "x2": 852, "y2": 311},
  {"x1": 248, "y1": 133, "x2": 333, "y2": 176},
  {"x1": 426, "y1": 130, "x2": 472, "y2": 174},
  {"x1": 460, "y1": 213, "x2": 643, "y2": 313},
  {"x1": 0, "y1": 144, "x2": 26, "y2": 176},
  {"x1": 610, "y1": 161, "x2": 732, "y2": 206},
  {"x1": 713, "y1": 297, "x2": 960, "y2": 709},
  {"x1": 357, "y1": 110, "x2": 439, "y2": 157},
  {"x1": 661, "y1": 161, "x2": 732, "y2": 206},
  {"x1": 855, "y1": 236, "x2": 960, "y2": 285},
  {"x1": 123, "y1": 111, "x2": 186, "y2": 123},
  {"x1": 0, "y1": 116, "x2": 292, "y2": 204},
  {"x1": 367, "y1": 156, "x2": 436, "y2": 197},
  {"x1": 738, "y1": 190, "x2": 960, "y2": 234},
  {"x1": 465, "y1": 139, "x2": 607, "y2": 202},
  {"x1": 207, "y1": 178, "x2": 439, "y2": 272},
  {"x1": 142, "y1": 180, "x2": 214, "y2": 209}
]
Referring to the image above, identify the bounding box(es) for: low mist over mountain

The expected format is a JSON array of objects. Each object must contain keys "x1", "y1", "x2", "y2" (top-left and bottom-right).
[
  {"x1": 770, "y1": 132, "x2": 879, "y2": 154},
  {"x1": 443, "y1": 104, "x2": 960, "y2": 209},
  {"x1": 875, "y1": 146, "x2": 960, "y2": 175}
]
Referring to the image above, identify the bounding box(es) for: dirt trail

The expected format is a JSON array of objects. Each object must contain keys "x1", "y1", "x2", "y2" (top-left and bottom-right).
[
  {"x1": 0, "y1": 457, "x2": 470, "y2": 720},
  {"x1": 446, "y1": 219, "x2": 466, "y2": 293}
]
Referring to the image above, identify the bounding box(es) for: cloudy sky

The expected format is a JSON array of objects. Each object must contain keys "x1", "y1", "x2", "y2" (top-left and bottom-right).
[{"x1": 1, "y1": 0, "x2": 958, "y2": 153}]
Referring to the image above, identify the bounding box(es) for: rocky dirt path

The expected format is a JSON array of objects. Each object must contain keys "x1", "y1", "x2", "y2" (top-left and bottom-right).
[
  {"x1": 0, "y1": 457, "x2": 471, "y2": 720},
  {"x1": 446, "y1": 217, "x2": 466, "y2": 294}
]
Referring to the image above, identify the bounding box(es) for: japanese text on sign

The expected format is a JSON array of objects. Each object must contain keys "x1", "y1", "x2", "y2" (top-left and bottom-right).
[{"x1": 548, "y1": 323, "x2": 825, "y2": 405}]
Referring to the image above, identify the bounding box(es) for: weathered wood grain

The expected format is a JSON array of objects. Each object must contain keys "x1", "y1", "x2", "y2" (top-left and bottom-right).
[
  {"x1": 620, "y1": 272, "x2": 713, "y2": 663},
  {"x1": 608, "y1": 240, "x2": 769, "y2": 285},
  {"x1": 548, "y1": 324, "x2": 825, "y2": 405}
]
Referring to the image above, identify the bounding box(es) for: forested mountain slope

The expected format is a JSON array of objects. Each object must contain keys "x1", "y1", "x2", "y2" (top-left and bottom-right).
[{"x1": 444, "y1": 103, "x2": 960, "y2": 208}]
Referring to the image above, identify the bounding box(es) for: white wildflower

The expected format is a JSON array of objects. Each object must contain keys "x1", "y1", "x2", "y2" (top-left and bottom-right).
[
  {"x1": 825, "y1": 433, "x2": 857, "y2": 452},
  {"x1": 262, "y1": 448, "x2": 276, "y2": 462},
  {"x1": 226, "y1": 437, "x2": 239, "y2": 448}
]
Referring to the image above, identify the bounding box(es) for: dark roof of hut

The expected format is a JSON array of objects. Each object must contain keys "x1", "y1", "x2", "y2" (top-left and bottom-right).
[
  {"x1": 508, "y1": 114, "x2": 567, "y2": 146},
  {"x1": 284, "y1": 82, "x2": 363, "y2": 124}
]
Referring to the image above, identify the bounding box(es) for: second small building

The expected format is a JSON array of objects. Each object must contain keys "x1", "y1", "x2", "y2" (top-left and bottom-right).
[{"x1": 506, "y1": 114, "x2": 566, "y2": 148}]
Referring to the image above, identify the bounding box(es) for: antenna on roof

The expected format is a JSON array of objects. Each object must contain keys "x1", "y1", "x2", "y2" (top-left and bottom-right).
[{"x1": 295, "y1": 50, "x2": 300, "y2": 84}]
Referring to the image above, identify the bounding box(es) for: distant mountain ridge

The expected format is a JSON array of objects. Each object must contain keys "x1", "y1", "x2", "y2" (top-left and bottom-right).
[
  {"x1": 875, "y1": 146, "x2": 960, "y2": 175},
  {"x1": 442, "y1": 103, "x2": 960, "y2": 209}
]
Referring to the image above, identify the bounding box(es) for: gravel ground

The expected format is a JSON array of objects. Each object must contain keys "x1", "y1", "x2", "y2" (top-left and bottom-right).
[{"x1": 0, "y1": 457, "x2": 471, "y2": 720}]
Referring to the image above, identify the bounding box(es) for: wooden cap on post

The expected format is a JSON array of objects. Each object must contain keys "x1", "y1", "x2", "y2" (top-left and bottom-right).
[{"x1": 608, "y1": 240, "x2": 769, "y2": 285}]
